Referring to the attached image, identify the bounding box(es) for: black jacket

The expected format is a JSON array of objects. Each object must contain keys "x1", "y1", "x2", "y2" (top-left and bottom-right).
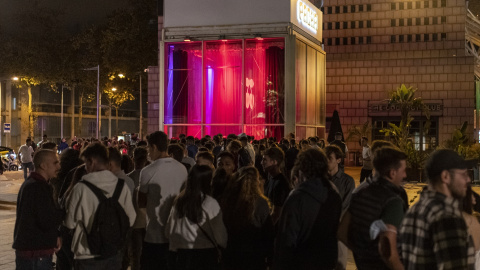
[
  {"x1": 13, "y1": 172, "x2": 62, "y2": 251},
  {"x1": 274, "y1": 177, "x2": 342, "y2": 270}
]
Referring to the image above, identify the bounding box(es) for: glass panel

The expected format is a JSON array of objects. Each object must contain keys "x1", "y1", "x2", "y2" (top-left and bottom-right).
[
  {"x1": 296, "y1": 40, "x2": 307, "y2": 124},
  {"x1": 203, "y1": 125, "x2": 242, "y2": 138},
  {"x1": 295, "y1": 126, "x2": 306, "y2": 141},
  {"x1": 306, "y1": 46, "x2": 316, "y2": 125},
  {"x1": 317, "y1": 51, "x2": 326, "y2": 126},
  {"x1": 165, "y1": 42, "x2": 202, "y2": 124},
  {"x1": 164, "y1": 125, "x2": 202, "y2": 139},
  {"x1": 244, "y1": 125, "x2": 284, "y2": 141},
  {"x1": 244, "y1": 38, "x2": 285, "y2": 127},
  {"x1": 204, "y1": 40, "x2": 242, "y2": 125},
  {"x1": 306, "y1": 127, "x2": 316, "y2": 138}
]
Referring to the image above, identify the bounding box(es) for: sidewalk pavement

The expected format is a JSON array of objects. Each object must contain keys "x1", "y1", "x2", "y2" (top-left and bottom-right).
[{"x1": 0, "y1": 171, "x2": 23, "y2": 270}]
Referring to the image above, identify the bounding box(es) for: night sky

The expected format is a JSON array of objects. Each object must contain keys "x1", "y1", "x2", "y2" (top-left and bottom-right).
[{"x1": 0, "y1": 0, "x2": 129, "y2": 34}]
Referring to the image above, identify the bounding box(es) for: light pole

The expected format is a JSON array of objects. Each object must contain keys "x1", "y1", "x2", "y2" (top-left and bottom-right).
[
  {"x1": 139, "y1": 72, "x2": 143, "y2": 140},
  {"x1": 84, "y1": 65, "x2": 101, "y2": 139}
]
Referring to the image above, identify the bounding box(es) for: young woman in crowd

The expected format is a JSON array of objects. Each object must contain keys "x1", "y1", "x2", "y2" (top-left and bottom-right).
[
  {"x1": 221, "y1": 166, "x2": 274, "y2": 270},
  {"x1": 166, "y1": 165, "x2": 227, "y2": 270}
]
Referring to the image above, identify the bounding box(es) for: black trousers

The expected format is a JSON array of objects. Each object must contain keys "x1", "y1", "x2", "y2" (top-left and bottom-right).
[
  {"x1": 140, "y1": 242, "x2": 170, "y2": 270},
  {"x1": 360, "y1": 168, "x2": 372, "y2": 183}
]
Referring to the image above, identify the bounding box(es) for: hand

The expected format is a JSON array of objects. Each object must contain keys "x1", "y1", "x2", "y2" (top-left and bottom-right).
[{"x1": 54, "y1": 237, "x2": 62, "y2": 252}]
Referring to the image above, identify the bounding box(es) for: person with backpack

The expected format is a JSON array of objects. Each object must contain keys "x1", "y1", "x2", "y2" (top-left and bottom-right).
[{"x1": 65, "y1": 143, "x2": 136, "y2": 269}]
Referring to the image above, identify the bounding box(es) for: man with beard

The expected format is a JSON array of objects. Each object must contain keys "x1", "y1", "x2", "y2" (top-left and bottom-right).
[{"x1": 399, "y1": 149, "x2": 475, "y2": 269}]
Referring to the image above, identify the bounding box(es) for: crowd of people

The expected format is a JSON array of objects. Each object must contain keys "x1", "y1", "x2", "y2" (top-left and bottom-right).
[{"x1": 11, "y1": 130, "x2": 480, "y2": 270}]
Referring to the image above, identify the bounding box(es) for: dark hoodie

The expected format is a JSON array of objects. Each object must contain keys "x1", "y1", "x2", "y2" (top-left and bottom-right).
[{"x1": 274, "y1": 177, "x2": 342, "y2": 270}]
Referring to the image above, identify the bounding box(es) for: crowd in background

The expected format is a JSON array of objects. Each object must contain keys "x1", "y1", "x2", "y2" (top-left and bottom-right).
[{"x1": 12, "y1": 130, "x2": 480, "y2": 270}]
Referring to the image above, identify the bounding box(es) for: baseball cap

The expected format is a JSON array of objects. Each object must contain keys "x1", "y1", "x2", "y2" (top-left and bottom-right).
[{"x1": 425, "y1": 149, "x2": 477, "y2": 180}]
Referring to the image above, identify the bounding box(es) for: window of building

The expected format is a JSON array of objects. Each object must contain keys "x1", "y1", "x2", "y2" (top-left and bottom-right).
[
  {"x1": 416, "y1": 34, "x2": 421, "y2": 41},
  {"x1": 432, "y1": 33, "x2": 438, "y2": 41},
  {"x1": 343, "y1": 21, "x2": 348, "y2": 29},
  {"x1": 424, "y1": 34, "x2": 429, "y2": 41},
  {"x1": 359, "y1": 21, "x2": 364, "y2": 28},
  {"x1": 351, "y1": 21, "x2": 356, "y2": 29},
  {"x1": 416, "y1": 17, "x2": 421, "y2": 25},
  {"x1": 399, "y1": 19, "x2": 404, "y2": 26},
  {"x1": 359, "y1": 5, "x2": 364, "y2": 12},
  {"x1": 343, "y1": 5, "x2": 348, "y2": 13},
  {"x1": 351, "y1": 37, "x2": 356, "y2": 45},
  {"x1": 335, "y1": 22, "x2": 340, "y2": 29},
  {"x1": 399, "y1": 2, "x2": 404, "y2": 10},
  {"x1": 433, "y1": 0, "x2": 438, "y2": 8},
  {"x1": 327, "y1": 22, "x2": 332, "y2": 30},
  {"x1": 433, "y1": 17, "x2": 438, "y2": 24},
  {"x1": 327, "y1": 6, "x2": 332, "y2": 14},
  {"x1": 408, "y1": 34, "x2": 413, "y2": 42},
  {"x1": 408, "y1": 18, "x2": 413, "y2": 26},
  {"x1": 372, "y1": 117, "x2": 438, "y2": 151},
  {"x1": 335, "y1": 37, "x2": 340, "y2": 45},
  {"x1": 335, "y1": 6, "x2": 340, "y2": 13},
  {"x1": 399, "y1": 35, "x2": 404, "y2": 42},
  {"x1": 424, "y1": 1, "x2": 429, "y2": 8},
  {"x1": 359, "y1": 36, "x2": 364, "y2": 44},
  {"x1": 391, "y1": 35, "x2": 396, "y2": 43},
  {"x1": 407, "y1": 2, "x2": 413, "y2": 9},
  {"x1": 351, "y1": 5, "x2": 356, "y2": 12},
  {"x1": 416, "y1": 1, "x2": 421, "y2": 8},
  {"x1": 327, "y1": 38, "x2": 332, "y2": 46},
  {"x1": 424, "y1": 17, "x2": 429, "y2": 25},
  {"x1": 367, "y1": 4, "x2": 372, "y2": 11},
  {"x1": 391, "y1": 19, "x2": 396, "y2": 27},
  {"x1": 391, "y1": 3, "x2": 396, "y2": 10},
  {"x1": 441, "y1": 33, "x2": 447, "y2": 40},
  {"x1": 343, "y1": 37, "x2": 348, "y2": 45},
  {"x1": 441, "y1": 0, "x2": 446, "y2": 7},
  {"x1": 441, "y1": 16, "x2": 446, "y2": 23},
  {"x1": 367, "y1": 36, "x2": 372, "y2": 44},
  {"x1": 367, "y1": 20, "x2": 372, "y2": 28}
]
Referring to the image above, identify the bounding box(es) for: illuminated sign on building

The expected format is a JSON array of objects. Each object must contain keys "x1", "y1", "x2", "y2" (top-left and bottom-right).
[{"x1": 297, "y1": 0, "x2": 318, "y2": 34}]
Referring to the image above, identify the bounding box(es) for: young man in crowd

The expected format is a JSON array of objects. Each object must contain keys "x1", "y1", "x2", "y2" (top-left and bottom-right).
[
  {"x1": 13, "y1": 149, "x2": 63, "y2": 269},
  {"x1": 18, "y1": 138, "x2": 35, "y2": 181},
  {"x1": 127, "y1": 147, "x2": 148, "y2": 270},
  {"x1": 399, "y1": 149, "x2": 475, "y2": 269},
  {"x1": 138, "y1": 131, "x2": 188, "y2": 270},
  {"x1": 65, "y1": 143, "x2": 136, "y2": 269},
  {"x1": 325, "y1": 145, "x2": 355, "y2": 270},
  {"x1": 360, "y1": 136, "x2": 373, "y2": 183},
  {"x1": 262, "y1": 146, "x2": 291, "y2": 224},
  {"x1": 275, "y1": 148, "x2": 342, "y2": 269},
  {"x1": 330, "y1": 132, "x2": 348, "y2": 166},
  {"x1": 185, "y1": 136, "x2": 198, "y2": 159},
  {"x1": 339, "y1": 146, "x2": 407, "y2": 270},
  {"x1": 195, "y1": 151, "x2": 215, "y2": 170}
]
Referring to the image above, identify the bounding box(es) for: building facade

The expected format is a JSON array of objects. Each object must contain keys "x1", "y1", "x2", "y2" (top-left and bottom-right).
[{"x1": 321, "y1": 0, "x2": 475, "y2": 155}]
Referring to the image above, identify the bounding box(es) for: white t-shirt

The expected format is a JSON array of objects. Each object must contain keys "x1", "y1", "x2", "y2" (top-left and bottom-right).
[
  {"x1": 166, "y1": 195, "x2": 228, "y2": 251},
  {"x1": 18, "y1": 144, "x2": 34, "y2": 163},
  {"x1": 139, "y1": 157, "x2": 188, "y2": 244}
]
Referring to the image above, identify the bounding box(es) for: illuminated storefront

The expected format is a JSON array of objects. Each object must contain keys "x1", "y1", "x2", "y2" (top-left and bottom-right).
[{"x1": 160, "y1": 0, "x2": 326, "y2": 139}]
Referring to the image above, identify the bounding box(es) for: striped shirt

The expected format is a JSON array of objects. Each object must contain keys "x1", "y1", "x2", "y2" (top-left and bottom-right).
[{"x1": 399, "y1": 190, "x2": 475, "y2": 269}]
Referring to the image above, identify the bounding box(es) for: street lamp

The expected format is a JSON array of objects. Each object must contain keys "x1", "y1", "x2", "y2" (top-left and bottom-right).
[{"x1": 83, "y1": 65, "x2": 101, "y2": 139}]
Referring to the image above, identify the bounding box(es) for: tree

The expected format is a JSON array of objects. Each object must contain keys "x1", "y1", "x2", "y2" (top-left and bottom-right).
[
  {"x1": 104, "y1": 86, "x2": 135, "y2": 136},
  {"x1": 381, "y1": 84, "x2": 430, "y2": 178}
]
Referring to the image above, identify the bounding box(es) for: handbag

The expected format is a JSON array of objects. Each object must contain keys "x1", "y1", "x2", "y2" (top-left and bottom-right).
[{"x1": 196, "y1": 211, "x2": 223, "y2": 264}]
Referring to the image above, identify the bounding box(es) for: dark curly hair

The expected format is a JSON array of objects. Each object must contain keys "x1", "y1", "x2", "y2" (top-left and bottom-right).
[{"x1": 292, "y1": 148, "x2": 329, "y2": 184}]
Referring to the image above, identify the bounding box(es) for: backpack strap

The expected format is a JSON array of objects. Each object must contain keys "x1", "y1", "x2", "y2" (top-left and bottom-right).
[
  {"x1": 80, "y1": 180, "x2": 107, "y2": 202},
  {"x1": 112, "y1": 179, "x2": 125, "y2": 201}
]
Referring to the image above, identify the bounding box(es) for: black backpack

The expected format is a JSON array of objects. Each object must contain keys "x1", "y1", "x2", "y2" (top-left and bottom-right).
[{"x1": 80, "y1": 179, "x2": 130, "y2": 258}]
